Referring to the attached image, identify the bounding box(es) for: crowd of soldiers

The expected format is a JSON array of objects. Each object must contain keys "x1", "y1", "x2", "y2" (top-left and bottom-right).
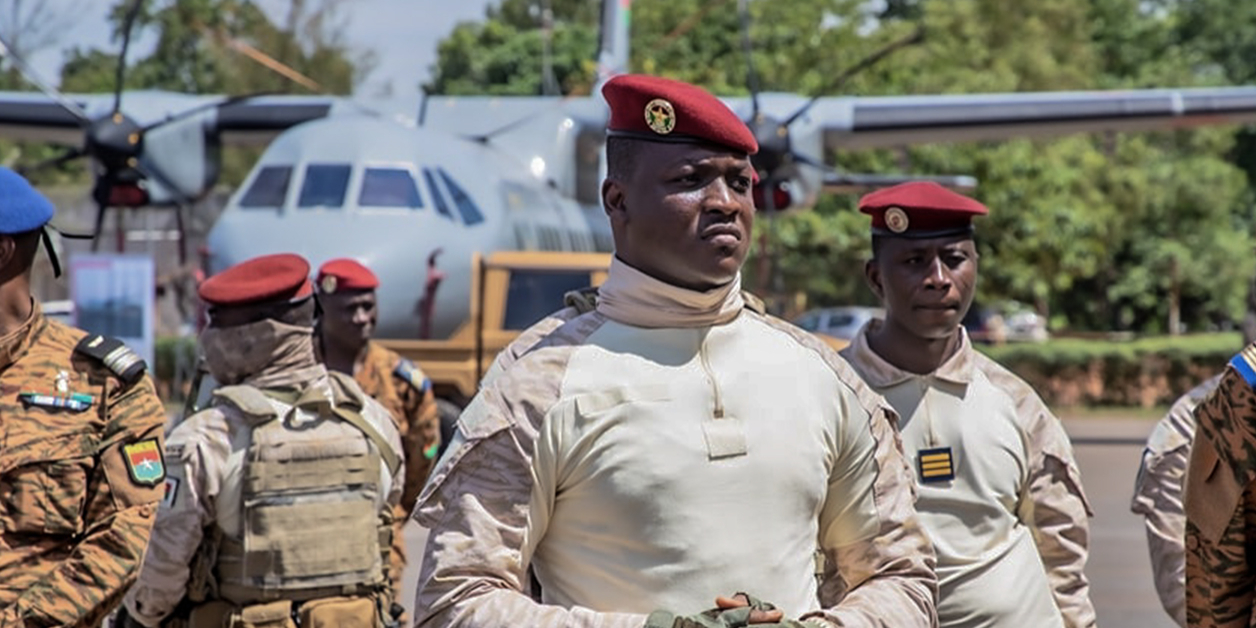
[{"x1": 2, "y1": 72, "x2": 1256, "y2": 628}]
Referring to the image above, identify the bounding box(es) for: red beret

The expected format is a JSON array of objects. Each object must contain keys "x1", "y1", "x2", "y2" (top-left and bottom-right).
[
  {"x1": 199, "y1": 253, "x2": 313, "y2": 307},
  {"x1": 602, "y1": 74, "x2": 758, "y2": 155},
  {"x1": 858, "y1": 181, "x2": 988, "y2": 239},
  {"x1": 317, "y1": 258, "x2": 379, "y2": 294}
]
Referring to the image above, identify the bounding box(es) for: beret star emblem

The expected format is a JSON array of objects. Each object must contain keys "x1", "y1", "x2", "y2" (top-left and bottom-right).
[
  {"x1": 885, "y1": 206, "x2": 910, "y2": 233},
  {"x1": 644, "y1": 98, "x2": 676, "y2": 135}
]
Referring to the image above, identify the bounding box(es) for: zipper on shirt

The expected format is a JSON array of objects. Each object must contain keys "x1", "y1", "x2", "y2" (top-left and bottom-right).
[{"x1": 697, "y1": 334, "x2": 746, "y2": 459}]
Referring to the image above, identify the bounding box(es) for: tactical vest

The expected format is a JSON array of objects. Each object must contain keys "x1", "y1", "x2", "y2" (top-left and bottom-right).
[{"x1": 207, "y1": 373, "x2": 398, "y2": 606}]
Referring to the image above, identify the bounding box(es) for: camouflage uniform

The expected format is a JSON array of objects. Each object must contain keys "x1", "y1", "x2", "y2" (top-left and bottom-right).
[
  {"x1": 1131, "y1": 374, "x2": 1221, "y2": 628},
  {"x1": 0, "y1": 303, "x2": 167, "y2": 627},
  {"x1": 842, "y1": 324, "x2": 1095, "y2": 628},
  {"x1": 414, "y1": 262, "x2": 938, "y2": 628},
  {"x1": 1185, "y1": 347, "x2": 1256, "y2": 628},
  {"x1": 123, "y1": 365, "x2": 404, "y2": 627},
  {"x1": 353, "y1": 340, "x2": 439, "y2": 594}
]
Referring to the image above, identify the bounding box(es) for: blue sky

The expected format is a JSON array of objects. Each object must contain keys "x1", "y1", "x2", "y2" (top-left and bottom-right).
[{"x1": 27, "y1": 0, "x2": 498, "y2": 98}]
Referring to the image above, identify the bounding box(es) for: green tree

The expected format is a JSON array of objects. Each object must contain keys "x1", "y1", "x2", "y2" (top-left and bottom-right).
[{"x1": 428, "y1": 0, "x2": 1256, "y2": 333}]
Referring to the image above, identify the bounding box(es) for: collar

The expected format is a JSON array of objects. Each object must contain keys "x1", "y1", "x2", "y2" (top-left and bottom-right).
[
  {"x1": 0, "y1": 301, "x2": 44, "y2": 372},
  {"x1": 596, "y1": 257, "x2": 744, "y2": 328},
  {"x1": 846, "y1": 319, "x2": 975, "y2": 388}
]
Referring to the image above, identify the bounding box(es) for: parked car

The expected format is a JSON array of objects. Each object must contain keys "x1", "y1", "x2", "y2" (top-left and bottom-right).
[
  {"x1": 963, "y1": 301, "x2": 1049, "y2": 344},
  {"x1": 793, "y1": 306, "x2": 884, "y2": 341}
]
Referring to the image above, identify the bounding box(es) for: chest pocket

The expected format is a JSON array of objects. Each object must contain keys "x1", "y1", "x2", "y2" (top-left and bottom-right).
[{"x1": 0, "y1": 432, "x2": 94, "y2": 536}]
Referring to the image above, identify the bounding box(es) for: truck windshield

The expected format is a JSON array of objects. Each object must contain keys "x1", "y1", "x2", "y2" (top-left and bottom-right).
[{"x1": 503, "y1": 270, "x2": 591, "y2": 330}]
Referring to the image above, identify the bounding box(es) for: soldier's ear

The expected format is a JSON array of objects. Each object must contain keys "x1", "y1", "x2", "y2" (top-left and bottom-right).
[
  {"x1": 603, "y1": 178, "x2": 628, "y2": 225},
  {"x1": 0, "y1": 235, "x2": 17, "y2": 273},
  {"x1": 865, "y1": 259, "x2": 885, "y2": 302}
]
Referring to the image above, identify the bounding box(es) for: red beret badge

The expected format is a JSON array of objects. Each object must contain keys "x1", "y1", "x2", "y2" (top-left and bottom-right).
[
  {"x1": 885, "y1": 207, "x2": 910, "y2": 233},
  {"x1": 645, "y1": 98, "x2": 676, "y2": 135}
]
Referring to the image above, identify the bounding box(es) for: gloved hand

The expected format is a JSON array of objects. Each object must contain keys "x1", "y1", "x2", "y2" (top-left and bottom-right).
[{"x1": 645, "y1": 593, "x2": 801, "y2": 628}]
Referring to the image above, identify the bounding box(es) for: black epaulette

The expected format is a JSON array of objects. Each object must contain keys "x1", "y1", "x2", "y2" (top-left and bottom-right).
[
  {"x1": 740, "y1": 290, "x2": 767, "y2": 315},
  {"x1": 564, "y1": 286, "x2": 600, "y2": 314},
  {"x1": 393, "y1": 358, "x2": 431, "y2": 394},
  {"x1": 74, "y1": 334, "x2": 147, "y2": 386}
]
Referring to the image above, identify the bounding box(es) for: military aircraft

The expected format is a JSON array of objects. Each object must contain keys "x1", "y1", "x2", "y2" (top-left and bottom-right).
[
  {"x1": 0, "y1": 0, "x2": 395, "y2": 261},
  {"x1": 8, "y1": 0, "x2": 1256, "y2": 340}
]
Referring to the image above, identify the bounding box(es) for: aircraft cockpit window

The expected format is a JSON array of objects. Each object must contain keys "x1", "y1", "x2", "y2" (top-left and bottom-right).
[
  {"x1": 422, "y1": 169, "x2": 454, "y2": 220},
  {"x1": 239, "y1": 166, "x2": 292, "y2": 208},
  {"x1": 360, "y1": 168, "x2": 424, "y2": 208},
  {"x1": 437, "y1": 168, "x2": 485, "y2": 226},
  {"x1": 298, "y1": 164, "x2": 351, "y2": 209}
]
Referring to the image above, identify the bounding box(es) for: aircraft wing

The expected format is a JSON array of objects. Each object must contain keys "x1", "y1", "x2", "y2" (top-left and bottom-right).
[
  {"x1": 0, "y1": 90, "x2": 352, "y2": 146},
  {"x1": 805, "y1": 87, "x2": 1256, "y2": 150},
  {"x1": 0, "y1": 92, "x2": 86, "y2": 144}
]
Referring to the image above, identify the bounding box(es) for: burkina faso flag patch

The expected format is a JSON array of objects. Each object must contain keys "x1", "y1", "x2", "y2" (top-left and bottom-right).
[{"x1": 122, "y1": 439, "x2": 166, "y2": 486}]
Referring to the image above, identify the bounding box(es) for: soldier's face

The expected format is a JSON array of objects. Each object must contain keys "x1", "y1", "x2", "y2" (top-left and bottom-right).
[
  {"x1": 604, "y1": 142, "x2": 755, "y2": 291},
  {"x1": 319, "y1": 290, "x2": 377, "y2": 346},
  {"x1": 865, "y1": 235, "x2": 978, "y2": 341}
]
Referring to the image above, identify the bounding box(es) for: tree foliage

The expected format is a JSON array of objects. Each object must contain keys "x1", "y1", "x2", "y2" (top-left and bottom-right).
[{"x1": 431, "y1": 0, "x2": 1256, "y2": 334}]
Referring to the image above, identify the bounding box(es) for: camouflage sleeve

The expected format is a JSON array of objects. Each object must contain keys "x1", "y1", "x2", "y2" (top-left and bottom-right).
[
  {"x1": 399, "y1": 381, "x2": 440, "y2": 513},
  {"x1": 1018, "y1": 406, "x2": 1096, "y2": 628},
  {"x1": 805, "y1": 395, "x2": 939, "y2": 628},
  {"x1": 1185, "y1": 365, "x2": 1256, "y2": 628},
  {"x1": 124, "y1": 411, "x2": 227, "y2": 627},
  {"x1": 0, "y1": 376, "x2": 166, "y2": 628},
  {"x1": 413, "y1": 380, "x2": 647, "y2": 628},
  {"x1": 1130, "y1": 402, "x2": 1194, "y2": 628}
]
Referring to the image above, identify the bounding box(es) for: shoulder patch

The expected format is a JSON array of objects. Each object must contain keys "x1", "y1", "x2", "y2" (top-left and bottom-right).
[
  {"x1": 74, "y1": 334, "x2": 146, "y2": 385},
  {"x1": 394, "y1": 358, "x2": 431, "y2": 393},
  {"x1": 1231, "y1": 345, "x2": 1256, "y2": 388},
  {"x1": 122, "y1": 438, "x2": 166, "y2": 486}
]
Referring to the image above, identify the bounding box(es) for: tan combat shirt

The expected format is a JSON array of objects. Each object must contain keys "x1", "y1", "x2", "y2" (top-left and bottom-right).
[
  {"x1": 415, "y1": 264, "x2": 938, "y2": 628},
  {"x1": 0, "y1": 303, "x2": 167, "y2": 627},
  {"x1": 842, "y1": 323, "x2": 1095, "y2": 628},
  {"x1": 123, "y1": 365, "x2": 404, "y2": 627},
  {"x1": 1130, "y1": 374, "x2": 1220, "y2": 628},
  {"x1": 1184, "y1": 347, "x2": 1256, "y2": 628}
]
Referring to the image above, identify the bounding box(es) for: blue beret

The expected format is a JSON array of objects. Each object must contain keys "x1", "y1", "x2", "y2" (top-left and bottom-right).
[{"x1": 0, "y1": 167, "x2": 54, "y2": 235}]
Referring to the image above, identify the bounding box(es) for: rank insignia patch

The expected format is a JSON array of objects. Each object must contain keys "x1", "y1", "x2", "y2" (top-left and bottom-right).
[
  {"x1": 918, "y1": 446, "x2": 955, "y2": 483},
  {"x1": 19, "y1": 391, "x2": 94, "y2": 412},
  {"x1": 162, "y1": 477, "x2": 180, "y2": 509},
  {"x1": 122, "y1": 439, "x2": 166, "y2": 486}
]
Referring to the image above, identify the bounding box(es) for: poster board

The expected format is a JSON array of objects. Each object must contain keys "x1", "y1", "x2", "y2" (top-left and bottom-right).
[{"x1": 69, "y1": 254, "x2": 156, "y2": 369}]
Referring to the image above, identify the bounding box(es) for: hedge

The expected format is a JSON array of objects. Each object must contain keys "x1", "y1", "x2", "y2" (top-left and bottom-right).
[{"x1": 977, "y1": 332, "x2": 1240, "y2": 408}]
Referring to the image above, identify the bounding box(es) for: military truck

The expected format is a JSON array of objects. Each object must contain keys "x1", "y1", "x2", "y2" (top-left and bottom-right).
[{"x1": 378, "y1": 250, "x2": 612, "y2": 424}]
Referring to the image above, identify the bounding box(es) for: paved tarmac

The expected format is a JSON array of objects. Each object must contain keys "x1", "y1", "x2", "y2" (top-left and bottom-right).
[{"x1": 400, "y1": 415, "x2": 1178, "y2": 627}]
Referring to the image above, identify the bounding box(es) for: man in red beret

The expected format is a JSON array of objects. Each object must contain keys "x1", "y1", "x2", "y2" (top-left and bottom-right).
[
  {"x1": 414, "y1": 75, "x2": 936, "y2": 628},
  {"x1": 314, "y1": 258, "x2": 439, "y2": 603},
  {"x1": 839, "y1": 181, "x2": 1095, "y2": 628},
  {"x1": 122, "y1": 253, "x2": 407, "y2": 628}
]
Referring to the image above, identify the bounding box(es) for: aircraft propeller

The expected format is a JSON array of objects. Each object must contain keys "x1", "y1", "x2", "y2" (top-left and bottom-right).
[
  {"x1": 734, "y1": 0, "x2": 931, "y2": 213},
  {"x1": 0, "y1": 0, "x2": 269, "y2": 263}
]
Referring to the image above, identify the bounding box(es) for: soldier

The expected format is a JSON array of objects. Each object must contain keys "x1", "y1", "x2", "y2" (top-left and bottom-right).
[
  {"x1": 0, "y1": 166, "x2": 167, "y2": 626},
  {"x1": 121, "y1": 253, "x2": 405, "y2": 628},
  {"x1": 1130, "y1": 374, "x2": 1223, "y2": 628},
  {"x1": 313, "y1": 258, "x2": 440, "y2": 594},
  {"x1": 413, "y1": 74, "x2": 938, "y2": 628},
  {"x1": 839, "y1": 182, "x2": 1095, "y2": 628},
  {"x1": 1184, "y1": 346, "x2": 1256, "y2": 628}
]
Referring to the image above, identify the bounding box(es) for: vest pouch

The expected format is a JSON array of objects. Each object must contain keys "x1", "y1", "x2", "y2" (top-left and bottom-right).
[
  {"x1": 233, "y1": 600, "x2": 295, "y2": 628},
  {"x1": 297, "y1": 596, "x2": 379, "y2": 628},
  {"x1": 187, "y1": 600, "x2": 233, "y2": 628}
]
